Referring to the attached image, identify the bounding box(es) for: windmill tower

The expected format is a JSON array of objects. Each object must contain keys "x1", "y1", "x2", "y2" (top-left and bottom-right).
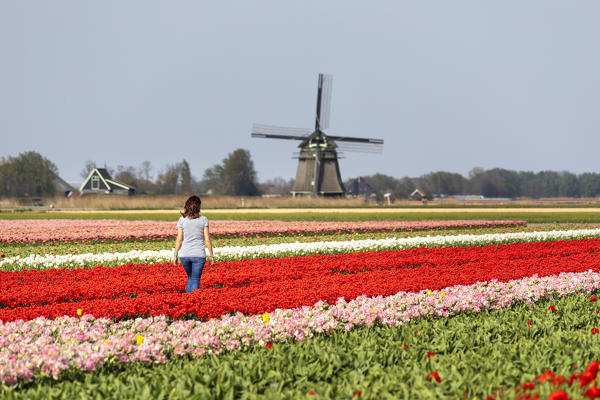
[{"x1": 252, "y1": 74, "x2": 384, "y2": 196}]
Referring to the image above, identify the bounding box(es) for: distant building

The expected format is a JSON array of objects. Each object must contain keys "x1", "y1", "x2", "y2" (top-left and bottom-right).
[
  {"x1": 79, "y1": 168, "x2": 135, "y2": 195},
  {"x1": 410, "y1": 188, "x2": 426, "y2": 201},
  {"x1": 348, "y1": 177, "x2": 375, "y2": 197},
  {"x1": 52, "y1": 174, "x2": 74, "y2": 197}
]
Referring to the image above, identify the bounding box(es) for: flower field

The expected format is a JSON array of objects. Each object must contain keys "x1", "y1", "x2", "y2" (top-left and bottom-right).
[
  {"x1": 0, "y1": 219, "x2": 524, "y2": 243},
  {"x1": 2, "y1": 212, "x2": 600, "y2": 399}
]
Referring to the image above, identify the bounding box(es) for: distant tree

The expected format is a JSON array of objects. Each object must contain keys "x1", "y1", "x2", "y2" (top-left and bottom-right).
[
  {"x1": 138, "y1": 160, "x2": 153, "y2": 181},
  {"x1": 202, "y1": 164, "x2": 225, "y2": 195},
  {"x1": 204, "y1": 149, "x2": 259, "y2": 196},
  {"x1": 361, "y1": 173, "x2": 398, "y2": 194},
  {"x1": 156, "y1": 164, "x2": 181, "y2": 194},
  {"x1": 536, "y1": 171, "x2": 560, "y2": 198},
  {"x1": 180, "y1": 160, "x2": 192, "y2": 193},
  {"x1": 80, "y1": 160, "x2": 96, "y2": 179},
  {"x1": 395, "y1": 177, "x2": 417, "y2": 198},
  {"x1": 114, "y1": 165, "x2": 138, "y2": 187},
  {"x1": 0, "y1": 151, "x2": 58, "y2": 197},
  {"x1": 579, "y1": 173, "x2": 600, "y2": 197},
  {"x1": 222, "y1": 149, "x2": 259, "y2": 196},
  {"x1": 419, "y1": 171, "x2": 467, "y2": 195},
  {"x1": 259, "y1": 177, "x2": 294, "y2": 195},
  {"x1": 557, "y1": 171, "x2": 579, "y2": 197}
]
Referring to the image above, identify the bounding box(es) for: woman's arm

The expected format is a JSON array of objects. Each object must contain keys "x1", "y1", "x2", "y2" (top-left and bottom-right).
[
  {"x1": 204, "y1": 226, "x2": 214, "y2": 265},
  {"x1": 173, "y1": 228, "x2": 183, "y2": 264}
]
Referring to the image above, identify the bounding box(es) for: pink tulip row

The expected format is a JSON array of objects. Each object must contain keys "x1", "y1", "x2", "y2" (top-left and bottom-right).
[
  {"x1": 0, "y1": 219, "x2": 524, "y2": 243},
  {"x1": 0, "y1": 268, "x2": 597, "y2": 386}
]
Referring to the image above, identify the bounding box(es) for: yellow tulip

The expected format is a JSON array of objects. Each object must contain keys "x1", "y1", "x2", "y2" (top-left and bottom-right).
[
  {"x1": 136, "y1": 335, "x2": 144, "y2": 345},
  {"x1": 76, "y1": 309, "x2": 83, "y2": 316},
  {"x1": 262, "y1": 313, "x2": 270, "y2": 322}
]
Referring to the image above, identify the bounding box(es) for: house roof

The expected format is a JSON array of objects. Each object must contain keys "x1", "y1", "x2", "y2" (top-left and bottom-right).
[
  {"x1": 410, "y1": 189, "x2": 426, "y2": 197},
  {"x1": 79, "y1": 168, "x2": 136, "y2": 192},
  {"x1": 52, "y1": 174, "x2": 74, "y2": 192},
  {"x1": 96, "y1": 168, "x2": 112, "y2": 181}
]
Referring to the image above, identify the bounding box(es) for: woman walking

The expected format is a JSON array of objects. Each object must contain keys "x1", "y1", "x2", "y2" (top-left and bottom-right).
[{"x1": 173, "y1": 195, "x2": 214, "y2": 292}]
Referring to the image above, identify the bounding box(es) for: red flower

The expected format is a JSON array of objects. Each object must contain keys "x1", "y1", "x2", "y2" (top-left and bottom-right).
[
  {"x1": 538, "y1": 370, "x2": 555, "y2": 383},
  {"x1": 265, "y1": 342, "x2": 272, "y2": 349},
  {"x1": 552, "y1": 375, "x2": 567, "y2": 387},
  {"x1": 548, "y1": 305, "x2": 556, "y2": 312},
  {"x1": 426, "y1": 371, "x2": 441, "y2": 383},
  {"x1": 520, "y1": 381, "x2": 535, "y2": 390},
  {"x1": 527, "y1": 321, "x2": 532, "y2": 326},
  {"x1": 569, "y1": 373, "x2": 579, "y2": 386},
  {"x1": 547, "y1": 390, "x2": 568, "y2": 400},
  {"x1": 352, "y1": 391, "x2": 362, "y2": 397},
  {"x1": 585, "y1": 361, "x2": 599, "y2": 379},
  {"x1": 425, "y1": 352, "x2": 435, "y2": 359},
  {"x1": 0, "y1": 254, "x2": 4, "y2": 258},
  {"x1": 585, "y1": 386, "x2": 600, "y2": 399},
  {"x1": 309, "y1": 390, "x2": 316, "y2": 395},
  {"x1": 591, "y1": 296, "x2": 598, "y2": 302},
  {"x1": 579, "y1": 371, "x2": 595, "y2": 387},
  {"x1": 592, "y1": 328, "x2": 599, "y2": 335},
  {"x1": 403, "y1": 343, "x2": 407, "y2": 351}
]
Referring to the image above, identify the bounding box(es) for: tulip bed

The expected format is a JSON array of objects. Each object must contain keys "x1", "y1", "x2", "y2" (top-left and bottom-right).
[
  {"x1": 3, "y1": 215, "x2": 600, "y2": 399},
  {"x1": 0, "y1": 219, "x2": 525, "y2": 243},
  {"x1": 2, "y1": 238, "x2": 600, "y2": 323},
  {"x1": 5, "y1": 227, "x2": 600, "y2": 272}
]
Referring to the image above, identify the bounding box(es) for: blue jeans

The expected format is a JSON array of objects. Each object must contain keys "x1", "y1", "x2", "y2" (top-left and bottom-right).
[{"x1": 180, "y1": 257, "x2": 206, "y2": 293}]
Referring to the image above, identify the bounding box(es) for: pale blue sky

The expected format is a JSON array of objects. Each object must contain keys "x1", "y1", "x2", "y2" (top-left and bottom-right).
[{"x1": 1, "y1": 1, "x2": 599, "y2": 185}]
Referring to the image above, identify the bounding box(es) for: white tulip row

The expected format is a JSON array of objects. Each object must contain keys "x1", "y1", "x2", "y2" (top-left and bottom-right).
[{"x1": 3, "y1": 228, "x2": 600, "y2": 272}]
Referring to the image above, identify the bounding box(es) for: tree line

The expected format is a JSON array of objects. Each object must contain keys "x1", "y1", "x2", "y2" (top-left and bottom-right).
[
  {"x1": 0, "y1": 149, "x2": 262, "y2": 198},
  {"x1": 3, "y1": 150, "x2": 600, "y2": 199},
  {"x1": 351, "y1": 168, "x2": 600, "y2": 199}
]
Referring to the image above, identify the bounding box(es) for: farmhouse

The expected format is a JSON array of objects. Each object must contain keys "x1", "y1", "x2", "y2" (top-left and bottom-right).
[{"x1": 79, "y1": 168, "x2": 136, "y2": 195}]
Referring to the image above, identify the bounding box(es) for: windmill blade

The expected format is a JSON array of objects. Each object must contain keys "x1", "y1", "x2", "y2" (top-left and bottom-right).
[
  {"x1": 318, "y1": 74, "x2": 333, "y2": 130},
  {"x1": 336, "y1": 142, "x2": 383, "y2": 154},
  {"x1": 251, "y1": 123, "x2": 311, "y2": 140},
  {"x1": 328, "y1": 135, "x2": 384, "y2": 145}
]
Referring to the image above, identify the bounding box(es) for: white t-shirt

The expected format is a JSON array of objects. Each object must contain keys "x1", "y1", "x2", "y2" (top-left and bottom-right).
[{"x1": 177, "y1": 215, "x2": 209, "y2": 258}]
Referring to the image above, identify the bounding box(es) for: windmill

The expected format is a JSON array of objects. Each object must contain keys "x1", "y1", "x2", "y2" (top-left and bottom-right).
[{"x1": 251, "y1": 74, "x2": 384, "y2": 196}]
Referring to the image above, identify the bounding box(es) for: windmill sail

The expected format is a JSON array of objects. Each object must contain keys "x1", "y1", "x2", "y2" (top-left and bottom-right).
[
  {"x1": 336, "y1": 142, "x2": 383, "y2": 154},
  {"x1": 317, "y1": 74, "x2": 333, "y2": 130},
  {"x1": 251, "y1": 123, "x2": 311, "y2": 140}
]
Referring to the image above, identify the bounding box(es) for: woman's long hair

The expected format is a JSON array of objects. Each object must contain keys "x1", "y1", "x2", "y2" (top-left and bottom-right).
[{"x1": 181, "y1": 195, "x2": 201, "y2": 219}]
